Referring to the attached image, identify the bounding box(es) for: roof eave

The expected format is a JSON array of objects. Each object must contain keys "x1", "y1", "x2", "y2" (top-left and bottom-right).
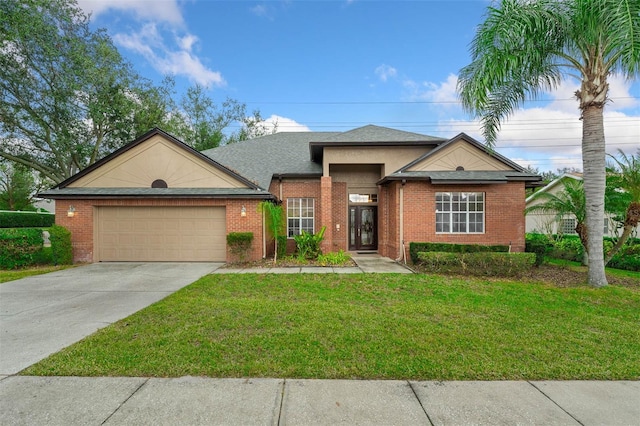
[{"x1": 38, "y1": 192, "x2": 275, "y2": 200}]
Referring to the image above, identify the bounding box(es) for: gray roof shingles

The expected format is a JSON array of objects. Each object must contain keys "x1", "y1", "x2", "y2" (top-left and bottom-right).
[{"x1": 201, "y1": 131, "x2": 340, "y2": 189}]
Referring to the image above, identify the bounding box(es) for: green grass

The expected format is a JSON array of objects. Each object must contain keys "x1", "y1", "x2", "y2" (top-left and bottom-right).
[
  {"x1": 0, "y1": 265, "x2": 75, "y2": 283},
  {"x1": 22, "y1": 274, "x2": 640, "y2": 380},
  {"x1": 546, "y1": 258, "x2": 640, "y2": 279}
]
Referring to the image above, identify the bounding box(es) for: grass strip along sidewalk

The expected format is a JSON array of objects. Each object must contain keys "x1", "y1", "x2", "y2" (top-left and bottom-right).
[{"x1": 23, "y1": 273, "x2": 640, "y2": 380}]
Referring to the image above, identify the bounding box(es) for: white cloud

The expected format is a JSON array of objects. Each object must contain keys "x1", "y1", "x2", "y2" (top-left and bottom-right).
[
  {"x1": 404, "y1": 73, "x2": 459, "y2": 105},
  {"x1": 178, "y1": 34, "x2": 199, "y2": 52},
  {"x1": 375, "y1": 64, "x2": 397, "y2": 82},
  {"x1": 77, "y1": 0, "x2": 184, "y2": 26},
  {"x1": 250, "y1": 4, "x2": 269, "y2": 17},
  {"x1": 113, "y1": 24, "x2": 225, "y2": 87},
  {"x1": 263, "y1": 115, "x2": 311, "y2": 133}
]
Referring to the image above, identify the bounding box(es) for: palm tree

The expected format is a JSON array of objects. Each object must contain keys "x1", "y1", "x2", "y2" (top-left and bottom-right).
[
  {"x1": 605, "y1": 149, "x2": 640, "y2": 263},
  {"x1": 525, "y1": 178, "x2": 589, "y2": 265},
  {"x1": 458, "y1": 0, "x2": 640, "y2": 287}
]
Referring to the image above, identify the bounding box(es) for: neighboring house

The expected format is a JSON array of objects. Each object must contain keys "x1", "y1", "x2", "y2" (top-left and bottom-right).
[
  {"x1": 41, "y1": 125, "x2": 541, "y2": 263},
  {"x1": 525, "y1": 173, "x2": 629, "y2": 238}
]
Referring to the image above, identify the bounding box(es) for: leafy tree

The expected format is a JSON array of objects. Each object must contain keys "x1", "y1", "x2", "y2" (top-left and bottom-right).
[
  {"x1": 169, "y1": 85, "x2": 276, "y2": 150},
  {"x1": 525, "y1": 178, "x2": 588, "y2": 264},
  {"x1": 458, "y1": 0, "x2": 640, "y2": 287},
  {"x1": 0, "y1": 0, "x2": 159, "y2": 184},
  {"x1": 0, "y1": 161, "x2": 46, "y2": 211},
  {"x1": 605, "y1": 149, "x2": 640, "y2": 263}
]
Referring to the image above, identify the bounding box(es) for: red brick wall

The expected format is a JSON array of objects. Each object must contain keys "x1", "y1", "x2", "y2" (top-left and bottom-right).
[
  {"x1": 331, "y1": 182, "x2": 348, "y2": 252},
  {"x1": 379, "y1": 182, "x2": 400, "y2": 259},
  {"x1": 401, "y1": 181, "x2": 526, "y2": 252},
  {"x1": 269, "y1": 178, "x2": 321, "y2": 254},
  {"x1": 55, "y1": 198, "x2": 265, "y2": 263},
  {"x1": 58, "y1": 179, "x2": 526, "y2": 263}
]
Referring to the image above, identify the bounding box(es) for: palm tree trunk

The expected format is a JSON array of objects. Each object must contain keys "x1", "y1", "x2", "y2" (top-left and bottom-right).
[{"x1": 582, "y1": 105, "x2": 608, "y2": 287}]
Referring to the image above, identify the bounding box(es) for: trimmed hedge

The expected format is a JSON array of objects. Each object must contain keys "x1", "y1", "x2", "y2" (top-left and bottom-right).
[
  {"x1": 0, "y1": 211, "x2": 55, "y2": 228},
  {"x1": 416, "y1": 251, "x2": 535, "y2": 277},
  {"x1": 0, "y1": 225, "x2": 72, "y2": 269},
  {"x1": 0, "y1": 228, "x2": 45, "y2": 269},
  {"x1": 409, "y1": 242, "x2": 509, "y2": 264},
  {"x1": 49, "y1": 225, "x2": 73, "y2": 265},
  {"x1": 226, "y1": 232, "x2": 254, "y2": 262}
]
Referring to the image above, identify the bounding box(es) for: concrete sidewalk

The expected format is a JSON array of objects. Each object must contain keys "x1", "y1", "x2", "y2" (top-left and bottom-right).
[{"x1": 1, "y1": 376, "x2": 638, "y2": 425}]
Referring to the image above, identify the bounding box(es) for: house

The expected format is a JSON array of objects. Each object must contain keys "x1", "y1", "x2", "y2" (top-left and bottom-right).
[
  {"x1": 525, "y1": 173, "x2": 633, "y2": 238},
  {"x1": 41, "y1": 125, "x2": 541, "y2": 263}
]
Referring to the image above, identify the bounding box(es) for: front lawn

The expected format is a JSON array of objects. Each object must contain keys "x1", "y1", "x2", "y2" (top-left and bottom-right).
[
  {"x1": 0, "y1": 265, "x2": 75, "y2": 283},
  {"x1": 23, "y1": 273, "x2": 640, "y2": 380}
]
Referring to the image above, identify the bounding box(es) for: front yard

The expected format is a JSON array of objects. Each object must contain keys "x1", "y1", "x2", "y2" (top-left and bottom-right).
[{"x1": 22, "y1": 272, "x2": 640, "y2": 380}]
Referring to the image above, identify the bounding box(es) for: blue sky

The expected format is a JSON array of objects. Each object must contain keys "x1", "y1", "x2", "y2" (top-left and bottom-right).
[{"x1": 79, "y1": 0, "x2": 639, "y2": 172}]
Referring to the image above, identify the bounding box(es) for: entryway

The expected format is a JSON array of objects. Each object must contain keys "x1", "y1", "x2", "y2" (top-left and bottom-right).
[{"x1": 349, "y1": 206, "x2": 377, "y2": 251}]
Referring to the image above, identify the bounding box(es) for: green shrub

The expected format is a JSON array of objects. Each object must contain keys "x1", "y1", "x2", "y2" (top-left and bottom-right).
[
  {"x1": 409, "y1": 242, "x2": 509, "y2": 264},
  {"x1": 525, "y1": 233, "x2": 552, "y2": 266},
  {"x1": 294, "y1": 226, "x2": 326, "y2": 260},
  {"x1": 607, "y1": 254, "x2": 640, "y2": 272},
  {"x1": 317, "y1": 250, "x2": 351, "y2": 266},
  {"x1": 416, "y1": 251, "x2": 535, "y2": 277},
  {"x1": 0, "y1": 228, "x2": 45, "y2": 269},
  {"x1": 226, "y1": 232, "x2": 254, "y2": 262},
  {"x1": 0, "y1": 211, "x2": 55, "y2": 228},
  {"x1": 548, "y1": 235, "x2": 584, "y2": 262},
  {"x1": 49, "y1": 225, "x2": 73, "y2": 265}
]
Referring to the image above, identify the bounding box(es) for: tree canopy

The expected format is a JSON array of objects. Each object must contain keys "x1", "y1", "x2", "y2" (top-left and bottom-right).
[
  {"x1": 457, "y1": 0, "x2": 640, "y2": 287},
  {"x1": 1, "y1": 0, "x2": 271, "y2": 185}
]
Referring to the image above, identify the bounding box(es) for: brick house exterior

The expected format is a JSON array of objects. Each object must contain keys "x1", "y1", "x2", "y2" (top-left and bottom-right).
[{"x1": 42, "y1": 126, "x2": 540, "y2": 263}]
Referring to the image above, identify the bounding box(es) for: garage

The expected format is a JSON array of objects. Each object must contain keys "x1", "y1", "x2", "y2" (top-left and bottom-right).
[{"x1": 95, "y1": 206, "x2": 226, "y2": 262}]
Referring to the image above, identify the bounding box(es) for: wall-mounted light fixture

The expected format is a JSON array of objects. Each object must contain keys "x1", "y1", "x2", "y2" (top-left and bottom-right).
[
  {"x1": 67, "y1": 205, "x2": 76, "y2": 217},
  {"x1": 240, "y1": 205, "x2": 247, "y2": 217}
]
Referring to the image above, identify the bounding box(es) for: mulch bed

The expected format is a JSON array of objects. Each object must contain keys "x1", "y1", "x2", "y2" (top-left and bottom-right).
[{"x1": 519, "y1": 264, "x2": 639, "y2": 289}]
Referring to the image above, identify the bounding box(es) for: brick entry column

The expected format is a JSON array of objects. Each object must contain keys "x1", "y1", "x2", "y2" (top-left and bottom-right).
[{"x1": 320, "y1": 176, "x2": 333, "y2": 253}]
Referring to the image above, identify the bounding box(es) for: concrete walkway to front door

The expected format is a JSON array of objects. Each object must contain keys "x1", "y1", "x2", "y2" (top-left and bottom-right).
[{"x1": 350, "y1": 253, "x2": 413, "y2": 273}]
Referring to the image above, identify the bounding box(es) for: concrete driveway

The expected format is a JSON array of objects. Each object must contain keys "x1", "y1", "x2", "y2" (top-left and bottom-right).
[{"x1": 0, "y1": 263, "x2": 221, "y2": 375}]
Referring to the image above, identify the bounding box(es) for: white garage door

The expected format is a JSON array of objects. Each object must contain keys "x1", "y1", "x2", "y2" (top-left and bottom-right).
[{"x1": 95, "y1": 206, "x2": 226, "y2": 261}]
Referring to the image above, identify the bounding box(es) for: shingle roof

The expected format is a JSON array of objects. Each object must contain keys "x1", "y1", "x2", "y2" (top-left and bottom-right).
[
  {"x1": 317, "y1": 125, "x2": 445, "y2": 143},
  {"x1": 309, "y1": 125, "x2": 445, "y2": 162},
  {"x1": 200, "y1": 126, "x2": 447, "y2": 188},
  {"x1": 381, "y1": 170, "x2": 541, "y2": 186},
  {"x1": 202, "y1": 131, "x2": 339, "y2": 189},
  {"x1": 39, "y1": 187, "x2": 273, "y2": 199}
]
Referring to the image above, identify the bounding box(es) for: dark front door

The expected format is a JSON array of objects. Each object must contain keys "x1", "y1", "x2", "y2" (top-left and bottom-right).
[{"x1": 349, "y1": 206, "x2": 377, "y2": 251}]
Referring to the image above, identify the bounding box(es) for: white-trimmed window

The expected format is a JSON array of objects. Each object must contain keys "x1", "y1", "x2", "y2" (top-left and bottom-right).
[
  {"x1": 435, "y1": 192, "x2": 484, "y2": 233},
  {"x1": 560, "y1": 218, "x2": 577, "y2": 234},
  {"x1": 287, "y1": 198, "x2": 314, "y2": 237}
]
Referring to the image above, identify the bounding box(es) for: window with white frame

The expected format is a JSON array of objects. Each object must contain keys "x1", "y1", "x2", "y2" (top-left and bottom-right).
[
  {"x1": 560, "y1": 218, "x2": 577, "y2": 234},
  {"x1": 435, "y1": 192, "x2": 484, "y2": 233},
  {"x1": 287, "y1": 198, "x2": 314, "y2": 237}
]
